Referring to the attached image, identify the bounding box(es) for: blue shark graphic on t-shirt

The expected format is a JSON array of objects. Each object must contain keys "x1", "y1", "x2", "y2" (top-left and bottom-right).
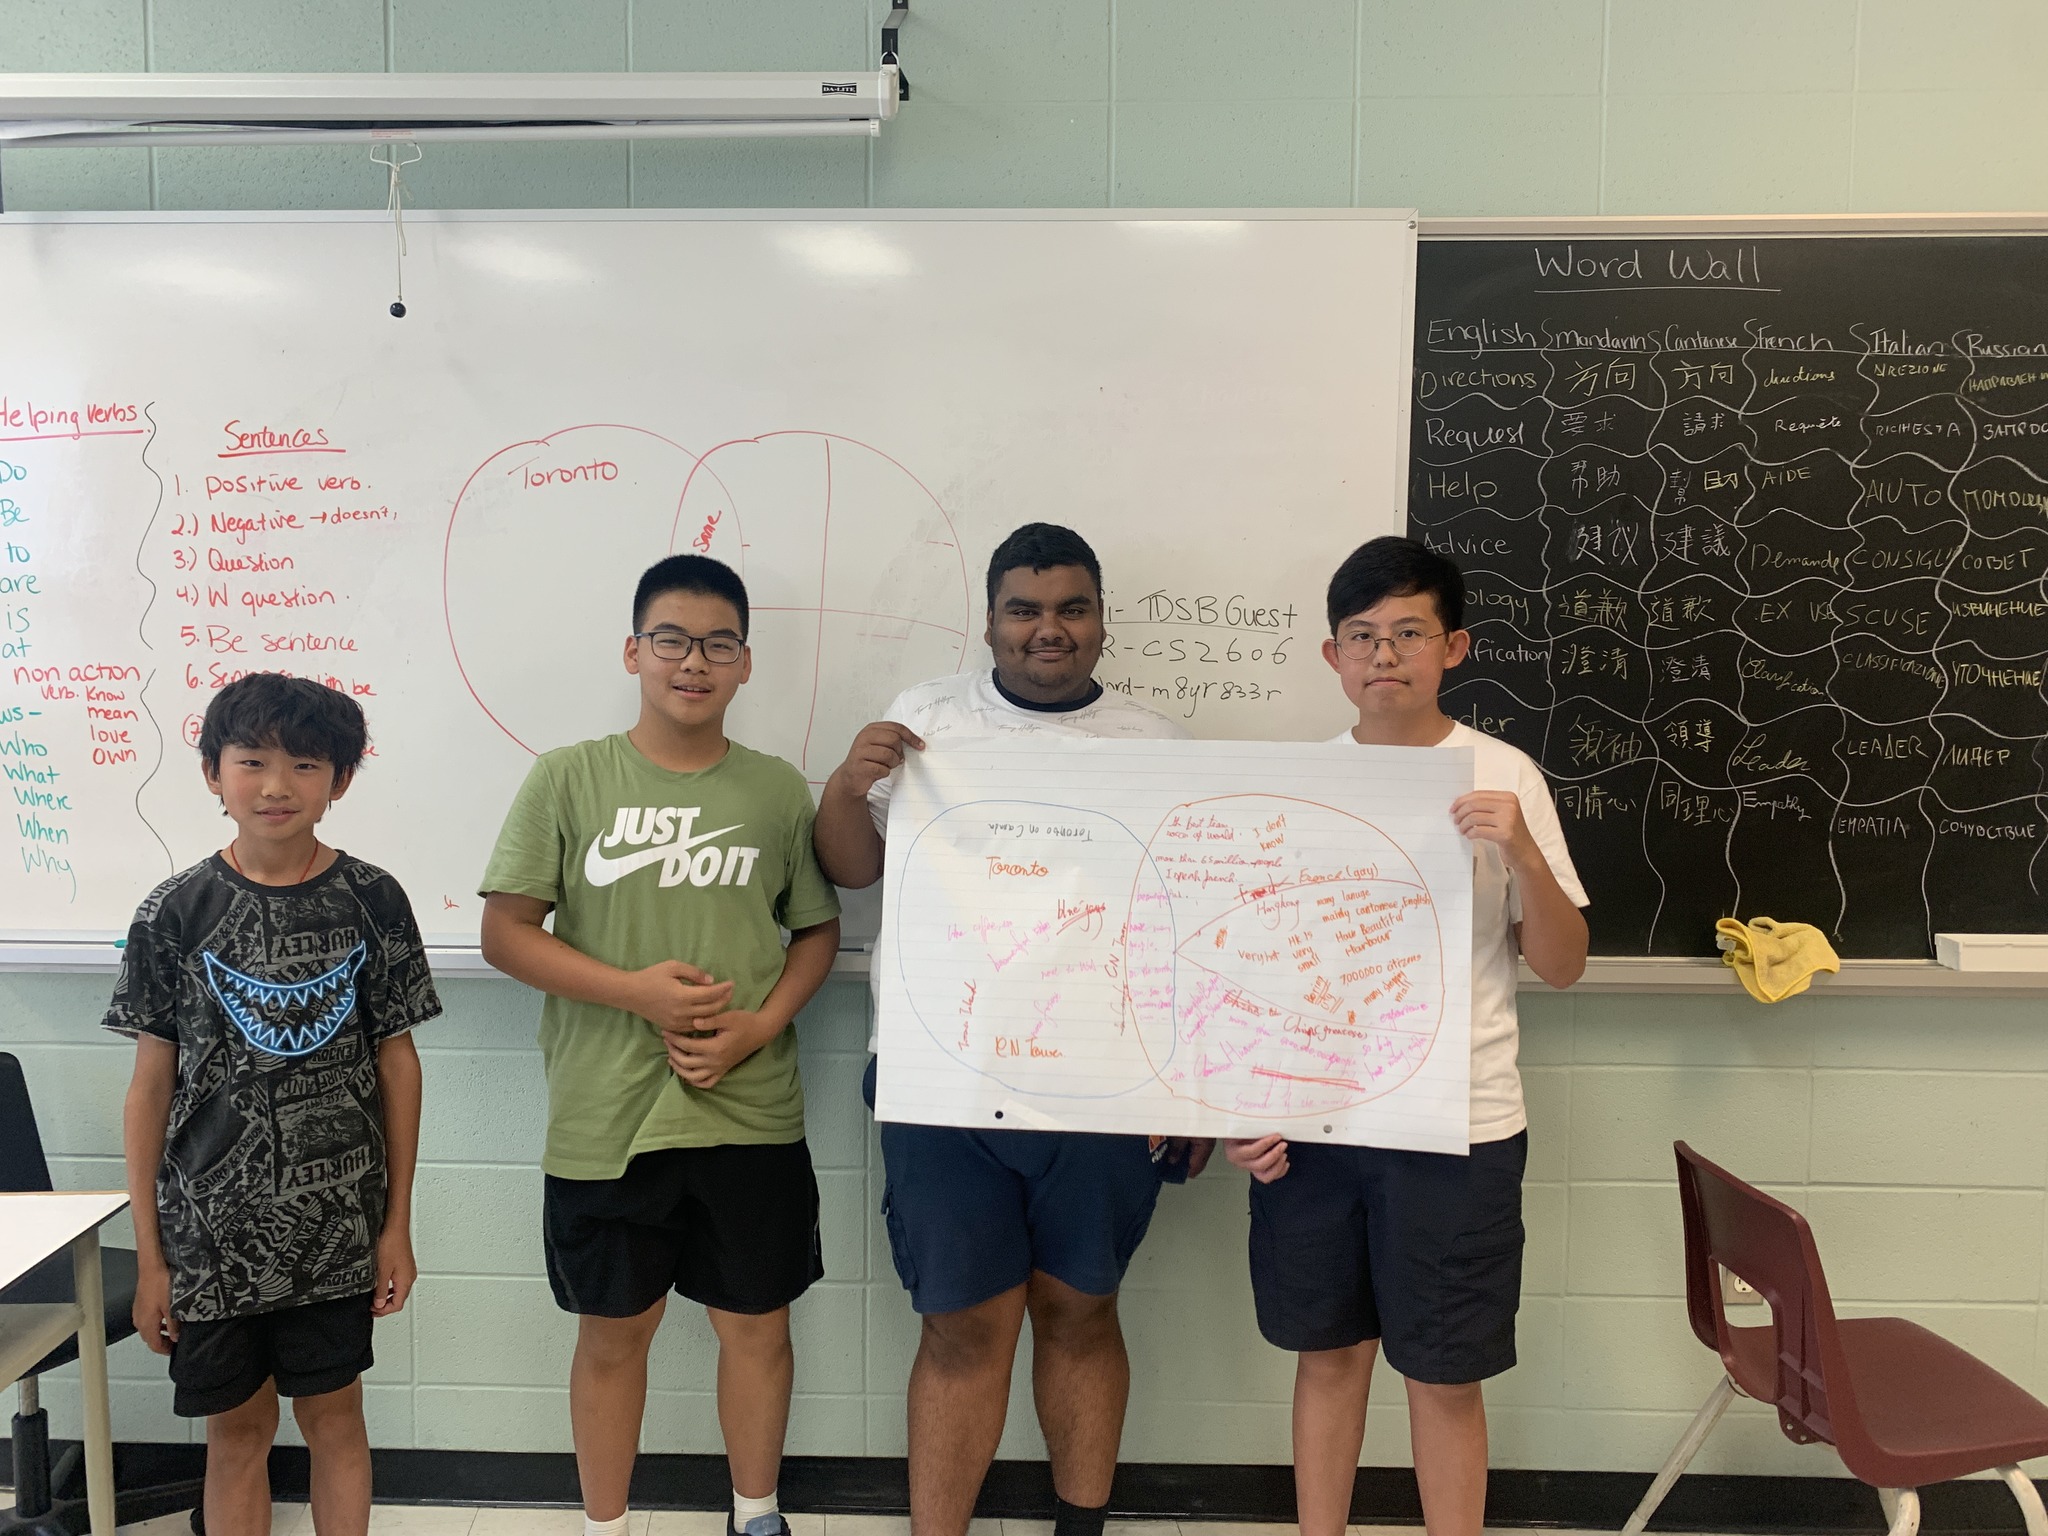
[{"x1": 202, "y1": 942, "x2": 367, "y2": 1058}]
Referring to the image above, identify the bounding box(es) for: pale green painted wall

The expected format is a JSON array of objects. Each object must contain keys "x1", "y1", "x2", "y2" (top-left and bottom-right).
[
  {"x1": 6, "y1": 0, "x2": 2048, "y2": 1480},
  {"x1": 14, "y1": 978, "x2": 2048, "y2": 1475},
  {"x1": 9, "y1": 0, "x2": 2048, "y2": 218}
]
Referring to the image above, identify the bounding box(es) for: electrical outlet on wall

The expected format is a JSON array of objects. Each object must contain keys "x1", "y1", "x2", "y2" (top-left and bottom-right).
[{"x1": 1720, "y1": 1264, "x2": 1763, "y2": 1306}]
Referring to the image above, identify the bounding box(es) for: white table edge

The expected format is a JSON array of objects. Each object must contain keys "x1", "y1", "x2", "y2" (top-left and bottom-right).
[{"x1": 0, "y1": 1190, "x2": 131, "y2": 1292}]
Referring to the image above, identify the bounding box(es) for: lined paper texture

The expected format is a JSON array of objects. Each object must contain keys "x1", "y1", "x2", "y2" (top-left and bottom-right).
[{"x1": 875, "y1": 738, "x2": 1476, "y2": 1153}]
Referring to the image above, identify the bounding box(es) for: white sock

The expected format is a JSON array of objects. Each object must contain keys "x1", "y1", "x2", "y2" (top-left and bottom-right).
[
  {"x1": 733, "y1": 1490, "x2": 780, "y2": 1529},
  {"x1": 585, "y1": 1514, "x2": 630, "y2": 1536}
]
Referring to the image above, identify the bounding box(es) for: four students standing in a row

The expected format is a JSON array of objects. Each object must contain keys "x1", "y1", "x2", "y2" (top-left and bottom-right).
[{"x1": 110, "y1": 526, "x2": 1586, "y2": 1536}]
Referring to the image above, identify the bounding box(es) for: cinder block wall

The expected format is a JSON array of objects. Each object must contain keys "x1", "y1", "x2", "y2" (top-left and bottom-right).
[
  {"x1": 7, "y1": 0, "x2": 2048, "y2": 1479},
  {"x1": 12, "y1": 976, "x2": 2048, "y2": 1474}
]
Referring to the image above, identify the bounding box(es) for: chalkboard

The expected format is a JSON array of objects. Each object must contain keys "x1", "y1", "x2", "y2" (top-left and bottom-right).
[{"x1": 1410, "y1": 234, "x2": 2048, "y2": 958}]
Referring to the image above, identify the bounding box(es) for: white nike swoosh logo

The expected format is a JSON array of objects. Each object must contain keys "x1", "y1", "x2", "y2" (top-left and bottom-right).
[{"x1": 584, "y1": 823, "x2": 742, "y2": 887}]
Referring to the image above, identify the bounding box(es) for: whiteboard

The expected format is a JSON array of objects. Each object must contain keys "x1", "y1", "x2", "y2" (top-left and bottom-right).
[{"x1": 0, "y1": 208, "x2": 1415, "y2": 947}]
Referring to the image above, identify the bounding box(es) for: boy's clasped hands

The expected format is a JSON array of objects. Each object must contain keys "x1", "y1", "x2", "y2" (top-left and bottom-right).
[{"x1": 628, "y1": 958, "x2": 766, "y2": 1090}]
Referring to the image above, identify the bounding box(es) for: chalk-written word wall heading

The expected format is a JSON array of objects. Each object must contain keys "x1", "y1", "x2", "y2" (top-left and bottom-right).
[
  {"x1": 1411, "y1": 235, "x2": 2048, "y2": 959},
  {"x1": 1529, "y1": 244, "x2": 1770, "y2": 292}
]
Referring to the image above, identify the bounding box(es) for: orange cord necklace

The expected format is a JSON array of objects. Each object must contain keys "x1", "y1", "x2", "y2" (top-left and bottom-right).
[{"x1": 225, "y1": 839, "x2": 323, "y2": 885}]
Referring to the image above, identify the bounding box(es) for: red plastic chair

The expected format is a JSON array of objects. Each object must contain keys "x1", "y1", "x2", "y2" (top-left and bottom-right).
[{"x1": 1622, "y1": 1143, "x2": 2048, "y2": 1536}]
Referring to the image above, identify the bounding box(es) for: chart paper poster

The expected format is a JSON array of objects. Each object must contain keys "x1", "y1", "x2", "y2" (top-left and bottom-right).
[{"x1": 874, "y1": 739, "x2": 1475, "y2": 1153}]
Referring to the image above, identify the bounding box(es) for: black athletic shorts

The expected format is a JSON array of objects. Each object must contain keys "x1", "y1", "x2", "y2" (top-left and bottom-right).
[
  {"x1": 1248, "y1": 1132, "x2": 1528, "y2": 1383},
  {"x1": 543, "y1": 1141, "x2": 824, "y2": 1317},
  {"x1": 169, "y1": 1291, "x2": 374, "y2": 1418}
]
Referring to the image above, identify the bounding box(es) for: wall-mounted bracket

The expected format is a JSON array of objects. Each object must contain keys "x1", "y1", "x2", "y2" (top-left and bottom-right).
[{"x1": 881, "y1": 3, "x2": 910, "y2": 100}]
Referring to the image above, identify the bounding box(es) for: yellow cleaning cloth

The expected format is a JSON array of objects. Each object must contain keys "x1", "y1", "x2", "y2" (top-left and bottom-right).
[{"x1": 1715, "y1": 916, "x2": 1841, "y2": 1003}]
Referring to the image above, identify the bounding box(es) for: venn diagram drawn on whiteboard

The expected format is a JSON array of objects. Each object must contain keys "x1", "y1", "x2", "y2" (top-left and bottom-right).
[{"x1": 443, "y1": 424, "x2": 972, "y2": 780}]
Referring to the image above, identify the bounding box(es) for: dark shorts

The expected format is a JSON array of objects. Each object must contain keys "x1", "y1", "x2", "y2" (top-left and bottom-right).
[
  {"x1": 1248, "y1": 1131, "x2": 1528, "y2": 1383},
  {"x1": 169, "y1": 1291, "x2": 374, "y2": 1418},
  {"x1": 543, "y1": 1142, "x2": 823, "y2": 1317},
  {"x1": 865, "y1": 1057, "x2": 1163, "y2": 1315}
]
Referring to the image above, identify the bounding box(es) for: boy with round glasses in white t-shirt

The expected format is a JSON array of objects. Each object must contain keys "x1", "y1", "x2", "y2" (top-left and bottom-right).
[{"x1": 1225, "y1": 535, "x2": 1589, "y2": 1536}]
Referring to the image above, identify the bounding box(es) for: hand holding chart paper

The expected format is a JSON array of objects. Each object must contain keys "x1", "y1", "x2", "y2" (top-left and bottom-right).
[{"x1": 875, "y1": 739, "x2": 1476, "y2": 1153}]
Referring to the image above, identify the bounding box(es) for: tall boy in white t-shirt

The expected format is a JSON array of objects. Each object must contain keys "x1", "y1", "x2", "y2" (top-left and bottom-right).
[
  {"x1": 1225, "y1": 535, "x2": 1589, "y2": 1536},
  {"x1": 814, "y1": 524, "x2": 1199, "y2": 1536}
]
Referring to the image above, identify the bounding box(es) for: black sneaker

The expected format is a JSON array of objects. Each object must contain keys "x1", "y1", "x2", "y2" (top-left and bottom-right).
[{"x1": 728, "y1": 1515, "x2": 792, "y2": 1536}]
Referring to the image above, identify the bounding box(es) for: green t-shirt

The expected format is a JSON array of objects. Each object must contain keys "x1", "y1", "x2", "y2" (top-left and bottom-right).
[{"x1": 480, "y1": 734, "x2": 840, "y2": 1179}]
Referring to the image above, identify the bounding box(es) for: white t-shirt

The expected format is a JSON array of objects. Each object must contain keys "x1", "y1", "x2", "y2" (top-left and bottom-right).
[
  {"x1": 866, "y1": 670, "x2": 1188, "y2": 1046},
  {"x1": 1329, "y1": 721, "x2": 1588, "y2": 1143}
]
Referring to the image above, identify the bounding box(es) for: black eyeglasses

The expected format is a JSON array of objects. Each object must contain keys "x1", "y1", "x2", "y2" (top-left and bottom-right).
[
  {"x1": 633, "y1": 629, "x2": 744, "y2": 664},
  {"x1": 1335, "y1": 627, "x2": 1443, "y2": 660}
]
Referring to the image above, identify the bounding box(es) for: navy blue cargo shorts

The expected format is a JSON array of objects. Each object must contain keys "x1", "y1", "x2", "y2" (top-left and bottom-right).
[{"x1": 864, "y1": 1056, "x2": 1163, "y2": 1315}]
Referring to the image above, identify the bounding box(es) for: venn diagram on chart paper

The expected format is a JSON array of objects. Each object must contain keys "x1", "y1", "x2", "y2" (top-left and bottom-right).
[
  {"x1": 895, "y1": 794, "x2": 1449, "y2": 1117},
  {"x1": 443, "y1": 424, "x2": 972, "y2": 780}
]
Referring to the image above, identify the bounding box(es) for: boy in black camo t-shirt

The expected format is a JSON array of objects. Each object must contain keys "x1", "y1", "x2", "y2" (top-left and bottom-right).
[{"x1": 108, "y1": 674, "x2": 439, "y2": 1536}]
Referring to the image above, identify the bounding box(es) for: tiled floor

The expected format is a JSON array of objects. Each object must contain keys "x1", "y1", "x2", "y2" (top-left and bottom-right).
[{"x1": 110, "y1": 1510, "x2": 1614, "y2": 1536}]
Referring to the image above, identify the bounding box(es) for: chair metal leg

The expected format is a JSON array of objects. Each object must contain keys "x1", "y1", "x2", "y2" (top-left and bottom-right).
[
  {"x1": 11, "y1": 1376, "x2": 52, "y2": 1518},
  {"x1": 1621, "y1": 1375, "x2": 1737, "y2": 1535},
  {"x1": 1878, "y1": 1487, "x2": 1919, "y2": 1536},
  {"x1": 1999, "y1": 1465, "x2": 2048, "y2": 1536}
]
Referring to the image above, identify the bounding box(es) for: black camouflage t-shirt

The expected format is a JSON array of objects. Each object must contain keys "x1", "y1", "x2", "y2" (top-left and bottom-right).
[{"x1": 104, "y1": 852, "x2": 442, "y2": 1322}]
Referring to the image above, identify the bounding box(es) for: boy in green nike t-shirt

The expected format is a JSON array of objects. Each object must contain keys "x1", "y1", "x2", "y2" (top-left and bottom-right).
[{"x1": 480, "y1": 555, "x2": 840, "y2": 1536}]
